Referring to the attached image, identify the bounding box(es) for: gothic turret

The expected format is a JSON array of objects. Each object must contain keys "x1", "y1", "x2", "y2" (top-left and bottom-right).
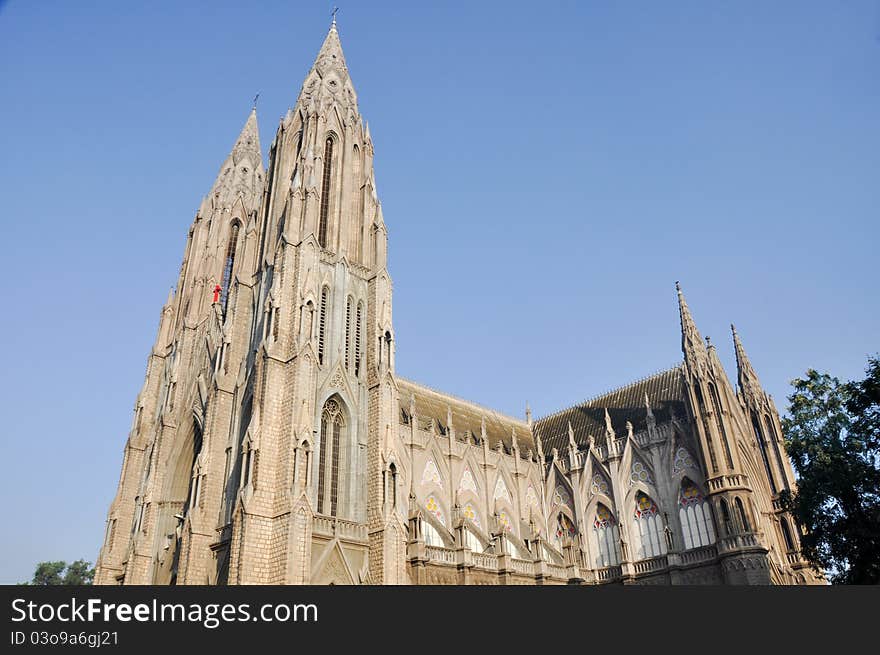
[{"x1": 675, "y1": 283, "x2": 770, "y2": 583}]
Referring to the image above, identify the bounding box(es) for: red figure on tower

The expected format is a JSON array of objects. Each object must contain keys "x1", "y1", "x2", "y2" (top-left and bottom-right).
[{"x1": 213, "y1": 284, "x2": 222, "y2": 304}]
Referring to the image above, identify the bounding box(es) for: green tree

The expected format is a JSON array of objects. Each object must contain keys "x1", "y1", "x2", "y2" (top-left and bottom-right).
[
  {"x1": 781, "y1": 355, "x2": 880, "y2": 584},
  {"x1": 24, "y1": 560, "x2": 95, "y2": 585}
]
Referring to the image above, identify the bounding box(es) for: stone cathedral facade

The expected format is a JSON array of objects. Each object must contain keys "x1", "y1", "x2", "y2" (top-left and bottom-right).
[{"x1": 95, "y1": 23, "x2": 822, "y2": 586}]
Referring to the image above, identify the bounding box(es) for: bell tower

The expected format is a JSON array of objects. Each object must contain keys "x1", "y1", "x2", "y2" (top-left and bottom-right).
[{"x1": 224, "y1": 19, "x2": 405, "y2": 584}]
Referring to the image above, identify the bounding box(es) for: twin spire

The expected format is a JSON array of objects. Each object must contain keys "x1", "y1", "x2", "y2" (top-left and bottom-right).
[{"x1": 676, "y1": 282, "x2": 763, "y2": 397}]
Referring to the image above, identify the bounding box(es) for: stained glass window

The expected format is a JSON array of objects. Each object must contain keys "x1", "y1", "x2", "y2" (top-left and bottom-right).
[
  {"x1": 590, "y1": 474, "x2": 609, "y2": 496},
  {"x1": 317, "y1": 398, "x2": 345, "y2": 516},
  {"x1": 592, "y1": 504, "x2": 621, "y2": 568},
  {"x1": 425, "y1": 495, "x2": 445, "y2": 526},
  {"x1": 552, "y1": 485, "x2": 573, "y2": 511},
  {"x1": 423, "y1": 520, "x2": 442, "y2": 547},
  {"x1": 464, "y1": 529, "x2": 482, "y2": 552},
  {"x1": 493, "y1": 476, "x2": 511, "y2": 502},
  {"x1": 554, "y1": 513, "x2": 576, "y2": 547},
  {"x1": 525, "y1": 484, "x2": 539, "y2": 509},
  {"x1": 498, "y1": 511, "x2": 512, "y2": 533},
  {"x1": 672, "y1": 447, "x2": 696, "y2": 473},
  {"x1": 633, "y1": 492, "x2": 666, "y2": 559},
  {"x1": 462, "y1": 502, "x2": 481, "y2": 529},
  {"x1": 630, "y1": 459, "x2": 654, "y2": 486},
  {"x1": 318, "y1": 136, "x2": 333, "y2": 248},
  {"x1": 458, "y1": 468, "x2": 477, "y2": 495},
  {"x1": 678, "y1": 479, "x2": 716, "y2": 549},
  {"x1": 421, "y1": 459, "x2": 443, "y2": 489}
]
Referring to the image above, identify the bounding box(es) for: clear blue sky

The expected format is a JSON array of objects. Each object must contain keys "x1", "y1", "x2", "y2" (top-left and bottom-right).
[{"x1": 0, "y1": 1, "x2": 877, "y2": 584}]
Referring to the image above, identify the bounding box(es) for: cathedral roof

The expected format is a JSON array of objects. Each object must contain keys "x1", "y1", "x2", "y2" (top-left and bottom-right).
[
  {"x1": 534, "y1": 365, "x2": 687, "y2": 453},
  {"x1": 398, "y1": 378, "x2": 534, "y2": 456}
]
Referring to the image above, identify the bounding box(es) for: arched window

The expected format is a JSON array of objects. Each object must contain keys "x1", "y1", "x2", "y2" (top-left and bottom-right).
[
  {"x1": 781, "y1": 518, "x2": 795, "y2": 551},
  {"x1": 423, "y1": 520, "x2": 442, "y2": 547},
  {"x1": 318, "y1": 287, "x2": 328, "y2": 365},
  {"x1": 592, "y1": 504, "x2": 621, "y2": 568},
  {"x1": 220, "y1": 222, "x2": 240, "y2": 315},
  {"x1": 720, "y1": 499, "x2": 732, "y2": 535},
  {"x1": 384, "y1": 331, "x2": 393, "y2": 368},
  {"x1": 709, "y1": 383, "x2": 734, "y2": 469},
  {"x1": 678, "y1": 479, "x2": 716, "y2": 549},
  {"x1": 302, "y1": 301, "x2": 315, "y2": 341},
  {"x1": 764, "y1": 414, "x2": 789, "y2": 489},
  {"x1": 354, "y1": 302, "x2": 363, "y2": 376},
  {"x1": 351, "y1": 144, "x2": 362, "y2": 259},
  {"x1": 464, "y1": 529, "x2": 482, "y2": 553},
  {"x1": 694, "y1": 385, "x2": 719, "y2": 473},
  {"x1": 633, "y1": 493, "x2": 666, "y2": 559},
  {"x1": 553, "y1": 513, "x2": 576, "y2": 549},
  {"x1": 318, "y1": 136, "x2": 334, "y2": 248},
  {"x1": 388, "y1": 463, "x2": 398, "y2": 508},
  {"x1": 317, "y1": 398, "x2": 345, "y2": 516},
  {"x1": 752, "y1": 412, "x2": 778, "y2": 494},
  {"x1": 345, "y1": 297, "x2": 352, "y2": 370},
  {"x1": 735, "y1": 497, "x2": 751, "y2": 533}
]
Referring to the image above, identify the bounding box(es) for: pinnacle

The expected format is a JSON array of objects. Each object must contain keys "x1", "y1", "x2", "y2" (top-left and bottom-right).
[
  {"x1": 732, "y1": 323, "x2": 761, "y2": 391},
  {"x1": 293, "y1": 21, "x2": 357, "y2": 113},
  {"x1": 676, "y1": 281, "x2": 707, "y2": 366},
  {"x1": 230, "y1": 108, "x2": 262, "y2": 167}
]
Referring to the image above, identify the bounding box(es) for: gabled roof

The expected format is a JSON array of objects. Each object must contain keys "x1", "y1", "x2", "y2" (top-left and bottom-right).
[
  {"x1": 534, "y1": 366, "x2": 687, "y2": 453},
  {"x1": 398, "y1": 378, "x2": 533, "y2": 455}
]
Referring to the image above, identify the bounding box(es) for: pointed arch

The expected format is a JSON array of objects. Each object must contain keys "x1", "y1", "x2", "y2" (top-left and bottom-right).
[
  {"x1": 317, "y1": 286, "x2": 329, "y2": 365},
  {"x1": 344, "y1": 296, "x2": 352, "y2": 370},
  {"x1": 316, "y1": 396, "x2": 347, "y2": 516},
  {"x1": 735, "y1": 496, "x2": 751, "y2": 533},
  {"x1": 354, "y1": 301, "x2": 363, "y2": 377},
  {"x1": 591, "y1": 503, "x2": 621, "y2": 568},
  {"x1": 350, "y1": 143, "x2": 362, "y2": 260},
  {"x1": 318, "y1": 134, "x2": 335, "y2": 249},
  {"x1": 633, "y1": 492, "x2": 666, "y2": 559},
  {"x1": 708, "y1": 381, "x2": 734, "y2": 469},
  {"x1": 220, "y1": 221, "x2": 241, "y2": 316},
  {"x1": 678, "y1": 477, "x2": 716, "y2": 549}
]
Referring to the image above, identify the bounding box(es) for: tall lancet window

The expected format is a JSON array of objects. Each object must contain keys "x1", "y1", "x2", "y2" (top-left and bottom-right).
[
  {"x1": 592, "y1": 504, "x2": 621, "y2": 568},
  {"x1": 351, "y1": 144, "x2": 361, "y2": 259},
  {"x1": 317, "y1": 398, "x2": 345, "y2": 516},
  {"x1": 318, "y1": 136, "x2": 334, "y2": 249},
  {"x1": 318, "y1": 287, "x2": 328, "y2": 365},
  {"x1": 633, "y1": 493, "x2": 666, "y2": 559},
  {"x1": 354, "y1": 302, "x2": 363, "y2": 377},
  {"x1": 220, "y1": 222, "x2": 240, "y2": 315},
  {"x1": 678, "y1": 479, "x2": 716, "y2": 549},
  {"x1": 345, "y1": 297, "x2": 352, "y2": 370},
  {"x1": 709, "y1": 383, "x2": 734, "y2": 469},
  {"x1": 752, "y1": 412, "x2": 778, "y2": 494}
]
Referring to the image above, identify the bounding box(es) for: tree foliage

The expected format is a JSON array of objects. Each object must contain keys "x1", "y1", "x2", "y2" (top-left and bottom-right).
[
  {"x1": 781, "y1": 355, "x2": 880, "y2": 584},
  {"x1": 24, "y1": 560, "x2": 95, "y2": 585}
]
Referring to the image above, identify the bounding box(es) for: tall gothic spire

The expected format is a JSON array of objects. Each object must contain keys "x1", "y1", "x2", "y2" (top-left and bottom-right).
[
  {"x1": 293, "y1": 20, "x2": 357, "y2": 113},
  {"x1": 732, "y1": 324, "x2": 764, "y2": 405},
  {"x1": 201, "y1": 108, "x2": 264, "y2": 213},
  {"x1": 676, "y1": 281, "x2": 708, "y2": 375},
  {"x1": 230, "y1": 108, "x2": 262, "y2": 168}
]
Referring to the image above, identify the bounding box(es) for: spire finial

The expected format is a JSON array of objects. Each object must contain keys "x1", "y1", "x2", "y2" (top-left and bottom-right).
[
  {"x1": 252, "y1": 93, "x2": 259, "y2": 110},
  {"x1": 331, "y1": 6, "x2": 338, "y2": 29}
]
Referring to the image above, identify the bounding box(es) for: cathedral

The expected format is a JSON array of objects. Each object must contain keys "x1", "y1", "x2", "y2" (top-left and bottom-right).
[{"x1": 95, "y1": 22, "x2": 822, "y2": 586}]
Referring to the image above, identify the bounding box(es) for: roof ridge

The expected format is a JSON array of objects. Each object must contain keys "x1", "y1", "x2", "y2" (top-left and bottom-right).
[
  {"x1": 397, "y1": 377, "x2": 529, "y2": 428},
  {"x1": 535, "y1": 362, "x2": 684, "y2": 424}
]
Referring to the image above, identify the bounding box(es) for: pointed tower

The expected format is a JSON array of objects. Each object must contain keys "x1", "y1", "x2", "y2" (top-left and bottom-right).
[
  {"x1": 95, "y1": 110, "x2": 266, "y2": 585},
  {"x1": 221, "y1": 19, "x2": 404, "y2": 585},
  {"x1": 731, "y1": 325, "x2": 807, "y2": 574},
  {"x1": 675, "y1": 284, "x2": 771, "y2": 584}
]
